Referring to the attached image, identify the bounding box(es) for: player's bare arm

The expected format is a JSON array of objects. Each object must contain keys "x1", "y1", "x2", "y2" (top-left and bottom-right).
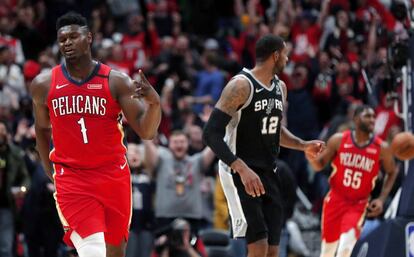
[
  {"x1": 379, "y1": 141, "x2": 398, "y2": 202},
  {"x1": 278, "y1": 80, "x2": 326, "y2": 156},
  {"x1": 280, "y1": 127, "x2": 307, "y2": 150},
  {"x1": 110, "y1": 70, "x2": 161, "y2": 140},
  {"x1": 30, "y1": 71, "x2": 54, "y2": 181},
  {"x1": 204, "y1": 77, "x2": 265, "y2": 197},
  {"x1": 367, "y1": 141, "x2": 398, "y2": 217},
  {"x1": 307, "y1": 133, "x2": 342, "y2": 172},
  {"x1": 215, "y1": 77, "x2": 250, "y2": 116}
]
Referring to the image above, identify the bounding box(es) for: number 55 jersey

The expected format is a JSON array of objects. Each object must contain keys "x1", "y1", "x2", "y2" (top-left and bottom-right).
[
  {"x1": 47, "y1": 62, "x2": 126, "y2": 169},
  {"x1": 322, "y1": 130, "x2": 382, "y2": 242},
  {"x1": 329, "y1": 130, "x2": 382, "y2": 200}
]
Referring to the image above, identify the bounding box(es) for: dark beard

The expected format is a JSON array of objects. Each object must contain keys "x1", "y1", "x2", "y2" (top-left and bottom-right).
[
  {"x1": 359, "y1": 123, "x2": 372, "y2": 134},
  {"x1": 274, "y1": 63, "x2": 284, "y2": 75},
  {"x1": 273, "y1": 65, "x2": 279, "y2": 75}
]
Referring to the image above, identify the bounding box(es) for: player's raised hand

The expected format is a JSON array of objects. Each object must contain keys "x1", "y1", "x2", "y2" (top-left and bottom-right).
[
  {"x1": 366, "y1": 198, "x2": 384, "y2": 217},
  {"x1": 132, "y1": 70, "x2": 160, "y2": 105},
  {"x1": 304, "y1": 140, "x2": 326, "y2": 160}
]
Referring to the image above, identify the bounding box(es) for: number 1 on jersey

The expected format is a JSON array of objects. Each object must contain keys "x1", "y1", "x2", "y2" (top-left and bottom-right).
[{"x1": 77, "y1": 117, "x2": 89, "y2": 144}]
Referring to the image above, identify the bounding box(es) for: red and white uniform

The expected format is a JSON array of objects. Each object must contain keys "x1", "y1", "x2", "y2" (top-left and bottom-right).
[
  {"x1": 47, "y1": 62, "x2": 131, "y2": 246},
  {"x1": 322, "y1": 130, "x2": 382, "y2": 242},
  {"x1": 48, "y1": 63, "x2": 126, "y2": 168}
]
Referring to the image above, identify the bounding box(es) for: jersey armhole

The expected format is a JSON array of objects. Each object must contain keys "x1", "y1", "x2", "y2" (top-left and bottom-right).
[
  {"x1": 232, "y1": 74, "x2": 254, "y2": 110},
  {"x1": 104, "y1": 69, "x2": 118, "y2": 106},
  {"x1": 373, "y1": 137, "x2": 383, "y2": 149},
  {"x1": 279, "y1": 81, "x2": 285, "y2": 104},
  {"x1": 337, "y1": 131, "x2": 350, "y2": 151}
]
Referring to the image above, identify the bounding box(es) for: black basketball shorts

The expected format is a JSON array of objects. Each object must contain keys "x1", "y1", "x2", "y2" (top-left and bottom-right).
[{"x1": 219, "y1": 166, "x2": 284, "y2": 245}]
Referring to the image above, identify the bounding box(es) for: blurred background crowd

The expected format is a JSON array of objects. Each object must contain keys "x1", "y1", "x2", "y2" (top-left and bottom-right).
[{"x1": 0, "y1": 0, "x2": 411, "y2": 256}]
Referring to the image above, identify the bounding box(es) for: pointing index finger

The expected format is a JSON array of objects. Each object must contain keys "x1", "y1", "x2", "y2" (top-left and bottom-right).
[{"x1": 138, "y1": 70, "x2": 148, "y2": 83}]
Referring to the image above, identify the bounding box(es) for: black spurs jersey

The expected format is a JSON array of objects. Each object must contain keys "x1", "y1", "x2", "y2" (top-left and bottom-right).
[{"x1": 221, "y1": 68, "x2": 284, "y2": 172}]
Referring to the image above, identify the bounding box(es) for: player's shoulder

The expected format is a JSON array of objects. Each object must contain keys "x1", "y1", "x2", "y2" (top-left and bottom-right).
[
  {"x1": 331, "y1": 132, "x2": 345, "y2": 141},
  {"x1": 108, "y1": 69, "x2": 131, "y2": 83},
  {"x1": 215, "y1": 74, "x2": 252, "y2": 112},
  {"x1": 328, "y1": 132, "x2": 345, "y2": 149},
  {"x1": 378, "y1": 137, "x2": 389, "y2": 151},
  {"x1": 107, "y1": 69, "x2": 135, "y2": 102},
  {"x1": 278, "y1": 79, "x2": 287, "y2": 100},
  {"x1": 374, "y1": 134, "x2": 385, "y2": 145},
  {"x1": 31, "y1": 69, "x2": 52, "y2": 87},
  {"x1": 222, "y1": 75, "x2": 251, "y2": 98},
  {"x1": 30, "y1": 69, "x2": 53, "y2": 100},
  {"x1": 376, "y1": 138, "x2": 392, "y2": 160},
  {"x1": 278, "y1": 78, "x2": 287, "y2": 88},
  {"x1": 228, "y1": 74, "x2": 251, "y2": 89},
  {"x1": 108, "y1": 69, "x2": 133, "y2": 91},
  {"x1": 279, "y1": 79, "x2": 287, "y2": 91}
]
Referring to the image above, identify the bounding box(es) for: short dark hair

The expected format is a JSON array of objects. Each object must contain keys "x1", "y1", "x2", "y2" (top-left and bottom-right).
[
  {"x1": 255, "y1": 35, "x2": 285, "y2": 62},
  {"x1": 353, "y1": 104, "x2": 373, "y2": 118},
  {"x1": 56, "y1": 12, "x2": 88, "y2": 31},
  {"x1": 204, "y1": 52, "x2": 218, "y2": 66}
]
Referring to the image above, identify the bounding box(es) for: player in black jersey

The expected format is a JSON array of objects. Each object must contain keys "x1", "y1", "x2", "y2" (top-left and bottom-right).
[{"x1": 203, "y1": 35, "x2": 325, "y2": 257}]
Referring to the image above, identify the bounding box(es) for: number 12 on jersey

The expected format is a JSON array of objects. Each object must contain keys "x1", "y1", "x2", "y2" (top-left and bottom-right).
[
  {"x1": 77, "y1": 117, "x2": 89, "y2": 144},
  {"x1": 261, "y1": 116, "x2": 279, "y2": 134}
]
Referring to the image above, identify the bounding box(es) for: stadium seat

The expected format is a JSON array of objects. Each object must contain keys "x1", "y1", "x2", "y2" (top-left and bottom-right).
[{"x1": 199, "y1": 229, "x2": 233, "y2": 257}]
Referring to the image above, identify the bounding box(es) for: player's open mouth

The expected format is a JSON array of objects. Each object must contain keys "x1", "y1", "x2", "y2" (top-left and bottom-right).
[{"x1": 64, "y1": 49, "x2": 75, "y2": 55}]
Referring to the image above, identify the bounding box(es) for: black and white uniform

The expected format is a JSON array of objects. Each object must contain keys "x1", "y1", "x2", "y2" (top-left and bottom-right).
[{"x1": 218, "y1": 68, "x2": 285, "y2": 245}]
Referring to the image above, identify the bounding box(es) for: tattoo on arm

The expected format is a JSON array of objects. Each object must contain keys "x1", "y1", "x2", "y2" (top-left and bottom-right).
[{"x1": 216, "y1": 78, "x2": 251, "y2": 115}]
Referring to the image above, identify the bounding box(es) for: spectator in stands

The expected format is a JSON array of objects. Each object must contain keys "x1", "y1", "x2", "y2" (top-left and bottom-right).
[
  {"x1": 150, "y1": 0, "x2": 181, "y2": 37},
  {"x1": 12, "y1": 4, "x2": 45, "y2": 61},
  {"x1": 185, "y1": 125, "x2": 205, "y2": 155},
  {"x1": 285, "y1": 63, "x2": 319, "y2": 192},
  {"x1": 169, "y1": 35, "x2": 201, "y2": 82},
  {"x1": 121, "y1": 13, "x2": 160, "y2": 71},
  {"x1": 285, "y1": 0, "x2": 330, "y2": 63},
  {"x1": 107, "y1": 43, "x2": 133, "y2": 75},
  {"x1": 185, "y1": 52, "x2": 224, "y2": 115},
  {"x1": 126, "y1": 143, "x2": 155, "y2": 257},
  {"x1": 331, "y1": 58, "x2": 361, "y2": 114},
  {"x1": 153, "y1": 218, "x2": 207, "y2": 257},
  {"x1": 22, "y1": 145, "x2": 62, "y2": 257},
  {"x1": 324, "y1": 9, "x2": 354, "y2": 58},
  {"x1": 312, "y1": 51, "x2": 334, "y2": 126},
  {"x1": 0, "y1": 119, "x2": 30, "y2": 257},
  {"x1": 143, "y1": 131, "x2": 215, "y2": 234},
  {"x1": 0, "y1": 15, "x2": 25, "y2": 64},
  {"x1": 374, "y1": 92, "x2": 402, "y2": 140},
  {"x1": 0, "y1": 45, "x2": 25, "y2": 99}
]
